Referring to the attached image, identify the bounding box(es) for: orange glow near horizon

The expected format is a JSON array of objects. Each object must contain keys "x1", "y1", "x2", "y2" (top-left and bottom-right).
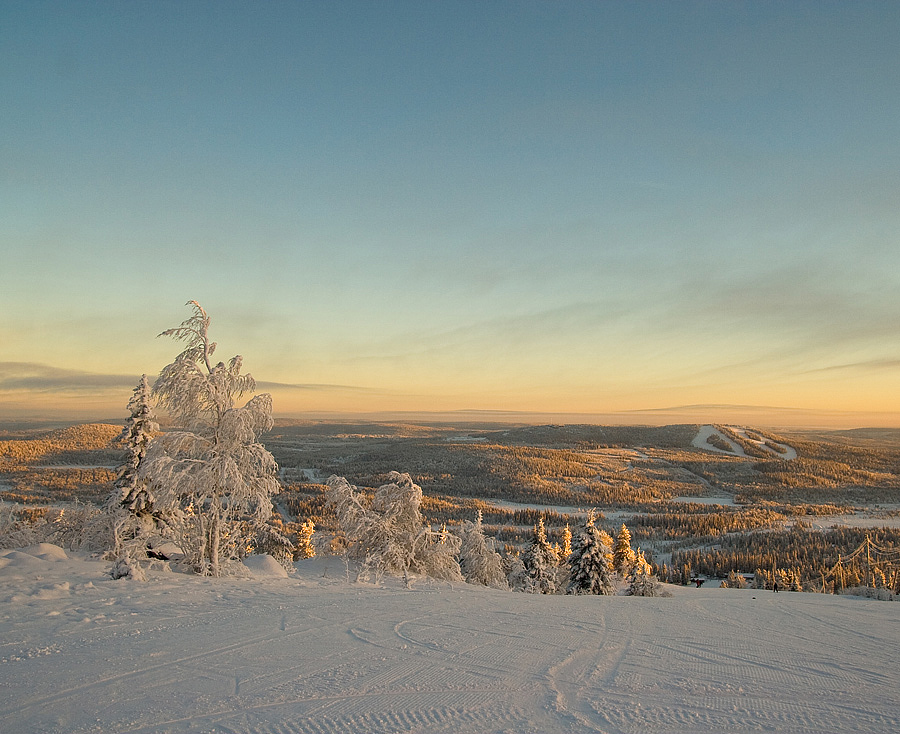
[{"x1": 4, "y1": 367, "x2": 900, "y2": 430}]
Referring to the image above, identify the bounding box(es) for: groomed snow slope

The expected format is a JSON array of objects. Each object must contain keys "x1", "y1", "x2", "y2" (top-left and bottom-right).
[{"x1": 1, "y1": 546, "x2": 898, "y2": 734}]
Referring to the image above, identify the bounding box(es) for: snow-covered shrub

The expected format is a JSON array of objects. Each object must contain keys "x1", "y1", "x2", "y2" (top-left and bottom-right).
[
  {"x1": 628, "y1": 550, "x2": 666, "y2": 597},
  {"x1": 251, "y1": 520, "x2": 296, "y2": 571},
  {"x1": 326, "y1": 472, "x2": 462, "y2": 584},
  {"x1": 567, "y1": 510, "x2": 614, "y2": 595},
  {"x1": 108, "y1": 556, "x2": 147, "y2": 581},
  {"x1": 423, "y1": 524, "x2": 465, "y2": 582},
  {"x1": 522, "y1": 519, "x2": 560, "y2": 594},
  {"x1": 0, "y1": 503, "x2": 111, "y2": 552},
  {"x1": 0, "y1": 503, "x2": 42, "y2": 549},
  {"x1": 505, "y1": 553, "x2": 530, "y2": 592},
  {"x1": 45, "y1": 504, "x2": 112, "y2": 552},
  {"x1": 141, "y1": 301, "x2": 281, "y2": 577},
  {"x1": 458, "y1": 510, "x2": 508, "y2": 589}
]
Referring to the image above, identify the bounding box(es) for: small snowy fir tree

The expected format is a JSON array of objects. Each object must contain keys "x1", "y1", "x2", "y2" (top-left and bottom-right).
[
  {"x1": 140, "y1": 301, "x2": 280, "y2": 577},
  {"x1": 326, "y1": 471, "x2": 462, "y2": 584},
  {"x1": 111, "y1": 374, "x2": 159, "y2": 516},
  {"x1": 522, "y1": 518, "x2": 560, "y2": 594},
  {"x1": 561, "y1": 524, "x2": 572, "y2": 560},
  {"x1": 628, "y1": 549, "x2": 664, "y2": 597},
  {"x1": 567, "y1": 510, "x2": 614, "y2": 595},
  {"x1": 613, "y1": 523, "x2": 637, "y2": 577},
  {"x1": 106, "y1": 374, "x2": 160, "y2": 561},
  {"x1": 458, "y1": 510, "x2": 508, "y2": 588}
]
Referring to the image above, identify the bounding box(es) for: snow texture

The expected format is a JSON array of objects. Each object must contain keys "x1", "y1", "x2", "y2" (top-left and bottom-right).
[
  {"x1": 243, "y1": 553, "x2": 289, "y2": 578},
  {"x1": 1, "y1": 544, "x2": 898, "y2": 734}
]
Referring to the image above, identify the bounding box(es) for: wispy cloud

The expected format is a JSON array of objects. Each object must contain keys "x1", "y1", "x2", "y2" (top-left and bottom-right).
[
  {"x1": 805, "y1": 358, "x2": 900, "y2": 374},
  {"x1": 0, "y1": 362, "x2": 140, "y2": 392},
  {"x1": 256, "y1": 380, "x2": 380, "y2": 394},
  {"x1": 0, "y1": 363, "x2": 384, "y2": 397}
]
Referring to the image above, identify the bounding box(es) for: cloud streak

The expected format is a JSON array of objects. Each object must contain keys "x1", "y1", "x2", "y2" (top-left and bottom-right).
[
  {"x1": 0, "y1": 363, "x2": 384, "y2": 398},
  {"x1": 805, "y1": 359, "x2": 900, "y2": 374},
  {"x1": 255, "y1": 380, "x2": 381, "y2": 394},
  {"x1": 0, "y1": 363, "x2": 140, "y2": 393}
]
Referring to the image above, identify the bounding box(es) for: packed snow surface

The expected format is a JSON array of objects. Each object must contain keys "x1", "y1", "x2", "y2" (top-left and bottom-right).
[{"x1": 2, "y1": 545, "x2": 899, "y2": 734}]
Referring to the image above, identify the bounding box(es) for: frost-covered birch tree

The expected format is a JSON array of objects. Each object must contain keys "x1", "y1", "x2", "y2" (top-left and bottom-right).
[
  {"x1": 458, "y1": 510, "x2": 508, "y2": 588},
  {"x1": 140, "y1": 301, "x2": 280, "y2": 577}
]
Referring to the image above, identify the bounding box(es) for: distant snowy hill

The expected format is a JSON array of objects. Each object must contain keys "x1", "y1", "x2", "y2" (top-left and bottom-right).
[{"x1": 1, "y1": 546, "x2": 898, "y2": 733}]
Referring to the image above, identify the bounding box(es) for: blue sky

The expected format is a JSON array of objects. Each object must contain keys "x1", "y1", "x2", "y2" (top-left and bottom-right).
[{"x1": 2, "y1": 1, "x2": 899, "y2": 425}]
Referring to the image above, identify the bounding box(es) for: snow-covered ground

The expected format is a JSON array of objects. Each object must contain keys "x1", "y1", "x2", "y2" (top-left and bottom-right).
[
  {"x1": 800, "y1": 511, "x2": 900, "y2": 530},
  {"x1": 671, "y1": 495, "x2": 738, "y2": 507},
  {"x1": 487, "y1": 499, "x2": 591, "y2": 516},
  {"x1": 2, "y1": 545, "x2": 899, "y2": 734}
]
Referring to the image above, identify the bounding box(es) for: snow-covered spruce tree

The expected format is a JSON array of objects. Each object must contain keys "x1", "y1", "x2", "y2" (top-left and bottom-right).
[
  {"x1": 628, "y1": 549, "x2": 664, "y2": 597},
  {"x1": 522, "y1": 518, "x2": 560, "y2": 594},
  {"x1": 106, "y1": 375, "x2": 160, "y2": 560},
  {"x1": 567, "y1": 510, "x2": 614, "y2": 595},
  {"x1": 140, "y1": 301, "x2": 280, "y2": 577},
  {"x1": 112, "y1": 375, "x2": 159, "y2": 515},
  {"x1": 613, "y1": 523, "x2": 637, "y2": 577},
  {"x1": 325, "y1": 472, "x2": 462, "y2": 584},
  {"x1": 458, "y1": 510, "x2": 508, "y2": 589}
]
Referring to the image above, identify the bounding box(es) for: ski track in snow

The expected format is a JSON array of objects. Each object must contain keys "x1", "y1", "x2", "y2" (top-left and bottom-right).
[{"x1": 1, "y1": 547, "x2": 899, "y2": 733}]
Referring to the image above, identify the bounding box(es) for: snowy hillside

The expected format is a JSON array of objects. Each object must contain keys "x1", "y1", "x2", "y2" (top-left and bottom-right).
[{"x1": 2, "y1": 545, "x2": 898, "y2": 734}]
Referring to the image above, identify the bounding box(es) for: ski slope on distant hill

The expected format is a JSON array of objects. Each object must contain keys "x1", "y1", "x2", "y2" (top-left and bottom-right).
[
  {"x1": 692, "y1": 425, "x2": 797, "y2": 459},
  {"x1": 1, "y1": 545, "x2": 898, "y2": 734}
]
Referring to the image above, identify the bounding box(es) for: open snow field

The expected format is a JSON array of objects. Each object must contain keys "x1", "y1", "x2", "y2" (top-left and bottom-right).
[{"x1": 1, "y1": 545, "x2": 898, "y2": 734}]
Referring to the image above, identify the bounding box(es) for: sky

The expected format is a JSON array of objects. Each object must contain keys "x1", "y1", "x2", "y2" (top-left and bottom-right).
[{"x1": 2, "y1": 1, "x2": 899, "y2": 427}]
